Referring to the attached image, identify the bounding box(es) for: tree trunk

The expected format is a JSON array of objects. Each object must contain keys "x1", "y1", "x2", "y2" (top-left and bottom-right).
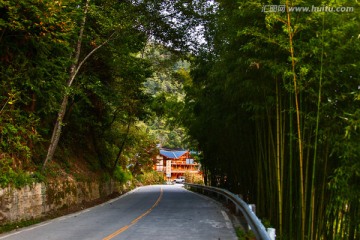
[
  {"x1": 42, "y1": 0, "x2": 90, "y2": 171},
  {"x1": 41, "y1": 0, "x2": 116, "y2": 171},
  {"x1": 112, "y1": 121, "x2": 132, "y2": 173}
]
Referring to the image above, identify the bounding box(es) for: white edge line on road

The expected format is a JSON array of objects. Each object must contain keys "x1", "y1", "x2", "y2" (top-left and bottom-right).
[
  {"x1": 221, "y1": 210, "x2": 230, "y2": 221},
  {"x1": 221, "y1": 211, "x2": 233, "y2": 229}
]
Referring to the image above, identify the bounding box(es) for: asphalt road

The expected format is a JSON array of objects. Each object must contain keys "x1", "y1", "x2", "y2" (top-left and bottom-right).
[{"x1": 0, "y1": 185, "x2": 237, "y2": 240}]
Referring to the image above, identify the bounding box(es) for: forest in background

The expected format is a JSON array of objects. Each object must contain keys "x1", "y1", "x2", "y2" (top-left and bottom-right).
[{"x1": 1, "y1": 0, "x2": 360, "y2": 239}]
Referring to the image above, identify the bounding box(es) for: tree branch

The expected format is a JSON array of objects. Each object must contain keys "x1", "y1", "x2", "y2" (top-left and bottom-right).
[{"x1": 68, "y1": 31, "x2": 117, "y2": 87}]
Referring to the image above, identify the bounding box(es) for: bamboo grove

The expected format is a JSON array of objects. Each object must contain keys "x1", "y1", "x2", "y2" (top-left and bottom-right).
[{"x1": 183, "y1": 0, "x2": 360, "y2": 239}]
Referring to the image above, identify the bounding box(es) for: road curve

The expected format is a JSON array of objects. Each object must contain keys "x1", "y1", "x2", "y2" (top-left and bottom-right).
[{"x1": 0, "y1": 185, "x2": 237, "y2": 240}]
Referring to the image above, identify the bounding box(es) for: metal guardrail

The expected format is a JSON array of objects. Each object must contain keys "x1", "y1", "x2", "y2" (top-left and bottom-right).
[{"x1": 184, "y1": 183, "x2": 271, "y2": 240}]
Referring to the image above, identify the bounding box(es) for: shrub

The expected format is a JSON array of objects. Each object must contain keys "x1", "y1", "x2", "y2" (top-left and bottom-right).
[
  {"x1": 0, "y1": 157, "x2": 34, "y2": 188},
  {"x1": 113, "y1": 166, "x2": 133, "y2": 183},
  {"x1": 137, "y1": 171, "x2": 164, "y2": 185},
  {"x1": 184, "y1": 171, "x2": 204, "y2": 184}
]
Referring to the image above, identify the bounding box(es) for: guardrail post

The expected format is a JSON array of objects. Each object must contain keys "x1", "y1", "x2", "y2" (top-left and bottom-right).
[
  {"x1": 247, "y1": 204, "x2": 256, "y2": 230},
  {"x1": 267, "y1": 228, "x2": 276, "y2": 240},
  {"x1": 248, "y1": 204, "x2": 256, "y2": 214}
]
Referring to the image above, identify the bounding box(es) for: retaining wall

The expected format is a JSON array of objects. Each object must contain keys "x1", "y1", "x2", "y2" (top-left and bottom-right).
[{"x1": 0, "y1": 179, "x2": 128, "y2": 224}]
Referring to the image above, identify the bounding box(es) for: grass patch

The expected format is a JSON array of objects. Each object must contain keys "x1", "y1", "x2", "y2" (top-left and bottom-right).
[
  {"x1": 235, "y1": 227, "x2": 256, "y2": 240},
  {"x1": 0, "y1": 218, "x2": 43, "y2": 234}
]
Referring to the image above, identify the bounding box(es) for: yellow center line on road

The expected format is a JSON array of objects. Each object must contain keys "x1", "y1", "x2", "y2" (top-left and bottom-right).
[{"x1": 102, "y1": 187, "x2": 163, "y2": 240}]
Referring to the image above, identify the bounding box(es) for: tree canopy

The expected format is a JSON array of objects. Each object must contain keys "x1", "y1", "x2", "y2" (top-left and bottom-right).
[{"x1": 0, "y1": 0, "x2": 211, "y2": 178}]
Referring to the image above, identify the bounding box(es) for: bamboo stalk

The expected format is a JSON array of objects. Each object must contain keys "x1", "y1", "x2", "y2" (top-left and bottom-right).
[
  {"x1": 288, "y1": 84, "x2": 294, "y2": 238},
  {"x1": 285, "y1": 2, "x2": 305, "y2": 238},
  {"x1": 276, "y1": 78, "x2": 283, "y2": 236},
  {"x1": 317, "y1": 141, "x2": 329, "y2": 239},
  {"x1": 309, "y1": 12, "x2": 325, "y2": 240}
]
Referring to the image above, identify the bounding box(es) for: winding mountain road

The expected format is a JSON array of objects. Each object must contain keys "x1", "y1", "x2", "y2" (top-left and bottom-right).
[{"x1": 0, "y1": 185, "x2": 237, "y2": 240}]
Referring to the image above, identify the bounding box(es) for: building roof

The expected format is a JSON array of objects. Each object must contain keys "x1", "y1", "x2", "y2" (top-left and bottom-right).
[{"x1": 160, "y1": 149, "x2": 188, "y2": 159}]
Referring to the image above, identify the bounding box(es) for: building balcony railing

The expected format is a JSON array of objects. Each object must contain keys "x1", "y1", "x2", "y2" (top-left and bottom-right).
[
  {"x1": 172, "y1": 163, "x2": 199, "y2": 166},
  {"x1": 171, "y1": 168, "x2": 200, "y2": 172}
]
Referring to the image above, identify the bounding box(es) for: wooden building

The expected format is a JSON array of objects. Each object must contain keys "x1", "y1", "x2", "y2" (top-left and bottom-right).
[{"x1": 153, "y1": 149, "x2": 201, "y2": 181}]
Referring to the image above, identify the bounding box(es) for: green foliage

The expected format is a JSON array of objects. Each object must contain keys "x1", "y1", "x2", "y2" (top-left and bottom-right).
[
  {"x1": 122, "y1": 122, "x2": 158, "y2": 176},
  {"x1": 31, "y1": 171, "x2": 46, "y2": 183},
  {"x1": 235, "y1": 228, "x2": 256, "y2": 240},
  {"x1": 143, "y1": 44, "x2": 193, "y2": 149},
  {"x1": 113, "y1": 166, "x2": 133, "y2": 183},
  {"x1": 0, "y1": 218, "x2": 42, "y2": 234},
  {"x1": 0, "y1": 157, "x2": 33, "y2": 188},
  {"x1": 101, "y1": 172, "x2": 111, "y2": 183},
  {"x1": 0, "y1": 112, "x2": 42, "y2": 161},
  {"x1": 1, "y1": 0, "x2": 209, "y2": 175},
  {"x1": 235, "y1": 228, "x2": 246, "y2": 239}
]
